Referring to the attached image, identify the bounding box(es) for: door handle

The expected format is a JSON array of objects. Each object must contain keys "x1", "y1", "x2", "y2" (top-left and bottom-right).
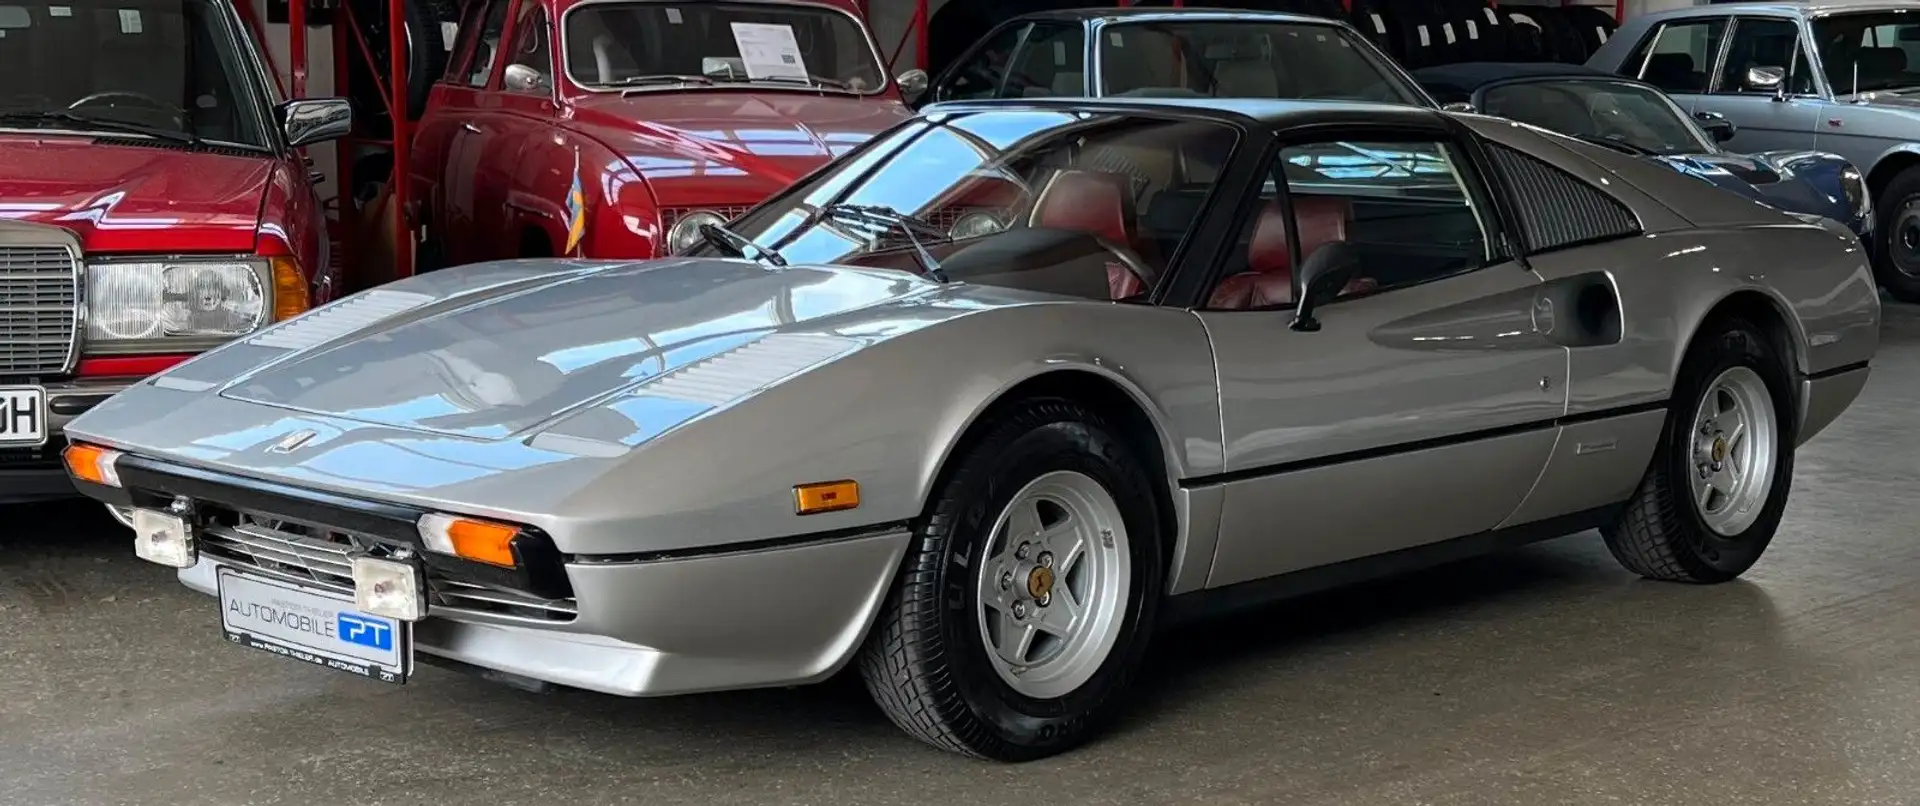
[{"x1": 460, "y1": 122, "x2": 482, "y2": 134}]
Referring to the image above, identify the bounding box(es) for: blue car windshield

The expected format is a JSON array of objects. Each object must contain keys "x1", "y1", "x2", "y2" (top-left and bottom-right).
[
  {"x1": 1479, "y1": 79, "x2": 1710, "y2": 156},
  {"x1": 687, "y1": 109, "x2": 1239, "y2": 301}
]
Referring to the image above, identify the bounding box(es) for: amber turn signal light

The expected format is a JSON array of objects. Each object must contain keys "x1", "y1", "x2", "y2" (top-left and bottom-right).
[
  {"x1": 417, "y1": 513, "x2": 521, "y2": 568},
  {"x1": 63, "y1": 442, "x2": 123, "y2": 488},
  {"x1": 270, "y1": 256, "x2": 311, "y2": 322},
  {"x1": 794, "y1": 480, "x2": 859, "y2": 515}
]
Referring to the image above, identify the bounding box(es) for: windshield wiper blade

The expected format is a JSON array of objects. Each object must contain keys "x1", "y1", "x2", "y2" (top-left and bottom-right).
[
  {"x1": 697, "y1": 221, "x2": 786, "y2": 266},
  {"x1": 820, "y1": 203, "x2": 950, "y2": 283},
  {"x1": 614, "y1": 74, "x2": 716, "y2": 94},
  {"x1": 0, "y1": 110, "x2": 196, "y2": 144},
  {"x1": 745, "y1": 74, "x2": 858, "y2": 92}
]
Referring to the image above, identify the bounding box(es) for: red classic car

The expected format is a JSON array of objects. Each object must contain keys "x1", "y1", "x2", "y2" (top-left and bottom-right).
[
  {"x1": 0, "y1": 0, "x2": 345, "y2": 501},
  {"x1": 411, "y1": 0, "x2": 919, "y2": 266}
]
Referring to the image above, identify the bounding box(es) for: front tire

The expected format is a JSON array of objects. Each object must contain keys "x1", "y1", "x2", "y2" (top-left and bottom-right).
[
  {"x1": 1601, "y1": 317, "x2": 1795, "y2": 583},
  {"x1": 1871, "y1": 165, "x2": 1920, "y2": 303},
  {"x1": 858, "y1": 399, "x2": 1164, "y2": 761}
]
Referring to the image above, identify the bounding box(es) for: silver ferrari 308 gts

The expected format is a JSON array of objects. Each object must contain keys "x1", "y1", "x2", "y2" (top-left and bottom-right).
[{"x1": 64, "y1": 98, "x2": 1879, "y2": 761}]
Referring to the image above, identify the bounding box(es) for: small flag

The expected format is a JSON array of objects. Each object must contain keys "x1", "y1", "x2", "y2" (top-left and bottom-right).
[{"x1": 564, "y1": 149, "x2": 586, "y2": 256}]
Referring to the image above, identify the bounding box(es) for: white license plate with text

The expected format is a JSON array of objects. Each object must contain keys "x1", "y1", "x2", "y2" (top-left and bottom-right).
[
  {"x1": 0, "y1": 386, "x2": 47, "y2": 446},
  {"x1": 217, "y1": 569, "x2": 411, "y2": 684}
]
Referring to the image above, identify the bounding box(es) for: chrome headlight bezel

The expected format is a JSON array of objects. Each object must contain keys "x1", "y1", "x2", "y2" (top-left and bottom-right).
[
  {"x1": 1840, "y1": 164, "x2": 1870, "y2": 219},
  {"x1": 83, "y1": 255, "x2": 276, "y2": 355},
  {"x1": 666, "y1": 210, "x2": 728, "y2": 255}
]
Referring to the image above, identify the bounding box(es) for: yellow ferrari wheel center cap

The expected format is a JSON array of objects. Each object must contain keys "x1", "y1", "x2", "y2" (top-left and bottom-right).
[
  {"x1": 1712, "y1": 436, "x2": 1727, "y2": 464},
  {"x1": 1027, "y1": 566, "x2": 1055, "y2": 599}
]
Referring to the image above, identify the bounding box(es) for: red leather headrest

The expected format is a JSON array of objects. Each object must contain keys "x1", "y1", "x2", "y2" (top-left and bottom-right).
[
  {"x1": 1248, "y1": 195, "x2": 1351, "y2": 275},
  {"x1": 1030, "y1": 170, "x2": 1134, "y2": 246}
]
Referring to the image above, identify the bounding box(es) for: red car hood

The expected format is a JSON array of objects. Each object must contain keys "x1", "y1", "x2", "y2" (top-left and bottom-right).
[
  {"x1": 569, "y1": 91, "x2": 910, "y2": 205},
  {"x1": 0, "y1": 136, "x2": 270, "y2": 253}
]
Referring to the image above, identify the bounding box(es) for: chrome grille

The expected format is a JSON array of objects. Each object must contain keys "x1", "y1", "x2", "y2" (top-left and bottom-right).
[
  {"x1": 199, "y1": 512, "x2": 578, "y2": 623},
  {"x1": 0, "y1": 245, "x2": 77, "y2": 375}
]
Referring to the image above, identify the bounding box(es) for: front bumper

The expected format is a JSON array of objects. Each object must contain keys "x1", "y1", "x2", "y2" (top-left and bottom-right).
[
  {"x1": 0, "y1": 377, "x2": 131, "y2": 503},
  {"x1": 81, "y1": 453, "x2": 913, "y2": 697},
  {"x1": 177, "y1": 528, "x2": 910, "y2": 696}
]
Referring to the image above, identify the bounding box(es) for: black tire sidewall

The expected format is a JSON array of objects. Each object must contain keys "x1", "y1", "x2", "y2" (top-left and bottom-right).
[
  {"x1": 1663, "y1": 318, "x2": 1796, "y2": 575},
  {"x1": 931, "y1": 406, "x2": 1163, "y2": 757},
  {"x1": 1872, "y1": 168, "x2": 1920, "y2": 302}
]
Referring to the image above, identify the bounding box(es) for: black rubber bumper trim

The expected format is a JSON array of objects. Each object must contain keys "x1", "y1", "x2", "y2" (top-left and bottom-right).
[
  {"x1": 567, "y1": 519, "x2": 915, "y2": 565},
  {"x1": 1806, "y1": 360, "x2": 1869, "y2": 382}
]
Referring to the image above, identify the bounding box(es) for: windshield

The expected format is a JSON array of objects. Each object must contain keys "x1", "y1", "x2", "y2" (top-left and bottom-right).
[
  {"x1": 1811, "y1": 11, "x2": 1920, "y2": 94},
  {"x1": 1099, "y1": 20, "x2": 1425, "y2": 105},
  {"x1": 0, "y1": 0, "x2": 268, "y2": 147},
  {"x1": 687, "y1": 110, "x2": 1240, "y2": 301},
  {"x1": 564, "y1": 2, "x2": 885, "y2": 94},
  {"x1": 1478, "y1": 79, "x2": 1708, "y2": 156}
]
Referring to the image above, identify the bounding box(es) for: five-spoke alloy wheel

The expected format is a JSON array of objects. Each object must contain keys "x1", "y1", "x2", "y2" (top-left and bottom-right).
[{"x1": 860, "y1": 398, "x2": 1163, "y2": 762}]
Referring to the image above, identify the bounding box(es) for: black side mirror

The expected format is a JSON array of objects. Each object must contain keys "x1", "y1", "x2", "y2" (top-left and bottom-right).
[
  {"x1": 1290, "y1": 241, "x2": 1360, "y2": 332},
  {"x1": 1696, "y1": 111, "x2": 1737, "y2": 143}
]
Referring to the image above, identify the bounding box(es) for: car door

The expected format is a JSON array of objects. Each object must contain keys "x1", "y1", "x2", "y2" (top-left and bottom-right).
[
  {"x1": 492, "y1": 0, "x2": 565, "y2": 256},
  {"x1": 1690, "y1": 16, "x2": 1825, "y2": 153},
  {"x1": 412, "y1": 0, "x2": 492, "y2": 265},
  {"x1": 434, "y1": 0, "x2": 514, "y2": 266},
  {"x1": 1194, "y1": 127, "x2": 1566, "y2": 589},
  {"x1": 1617, "y1": 15, "x2": 1728, "y2": 114}
]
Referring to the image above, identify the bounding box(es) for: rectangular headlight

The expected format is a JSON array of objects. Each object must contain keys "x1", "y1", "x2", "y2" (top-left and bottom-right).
[{"x1": 85, "y1": 258, "x2": 274, "y2": 353}]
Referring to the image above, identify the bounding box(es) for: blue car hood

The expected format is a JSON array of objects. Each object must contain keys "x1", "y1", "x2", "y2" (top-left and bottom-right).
[{"x1": 1654, "y1": 151, "x2": 1853, "y2": 228}]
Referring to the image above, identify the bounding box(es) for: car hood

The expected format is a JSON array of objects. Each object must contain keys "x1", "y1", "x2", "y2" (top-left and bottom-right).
[
  {"x1": 568, "y1": 91, "x2": 909, "y2": 196},
  {"x1": 1654, "y1": 150, "x2": 1853, "y2": 228},
  {"x1": 0, "y1": 135, "x2": 270, "y2": 252}
]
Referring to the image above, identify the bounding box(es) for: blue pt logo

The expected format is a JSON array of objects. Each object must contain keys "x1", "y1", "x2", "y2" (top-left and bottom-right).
[{"x1": 338, "y1": 613, "x2": 394, "y2": 651}]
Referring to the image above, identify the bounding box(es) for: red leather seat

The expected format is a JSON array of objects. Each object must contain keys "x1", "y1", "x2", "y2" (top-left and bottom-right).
[
  {"x1": 1208, "y1": 196, "x2": 1357, "y2": 310},
  {"x1": 1029, "y1": 170, "x2": 1149, "y2": 299}
]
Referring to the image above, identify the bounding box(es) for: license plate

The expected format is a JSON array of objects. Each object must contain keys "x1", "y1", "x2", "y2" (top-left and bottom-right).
[
  {"x1": 217, "y1": 568, "x2": 411, "y2": 684},
  {"x1": 0, "y1": 385, "x2": 46, "y2": 446}
]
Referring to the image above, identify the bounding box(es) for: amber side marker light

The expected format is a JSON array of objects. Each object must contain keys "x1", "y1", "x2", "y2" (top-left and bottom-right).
[
  {"x1": 417, "y1": 512, "x2": 521, "y2": 568},
  {"x1": 63, "y1": 442, "x2": 124, "y2": 488},
  {"x1": 794, "y1": 480, "x2": 860, "y2": 515},
  {"x1": 270, "y1": 256, "x2": 311, "y2": 322}
]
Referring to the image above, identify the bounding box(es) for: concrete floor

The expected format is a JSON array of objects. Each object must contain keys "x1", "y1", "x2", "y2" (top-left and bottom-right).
[{"x1": 6, "y1": 310, "x2": 1920, "y2": 806}]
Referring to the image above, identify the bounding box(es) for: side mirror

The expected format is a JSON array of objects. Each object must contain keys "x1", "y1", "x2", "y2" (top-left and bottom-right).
[
  {"x1": 1697, "y1": 111, "x2": 1738, "y2": 143},
  {"x1": 1441, "y1": 101, "x2": 1475, "y2": 113},
  {"x1": 897, "y1": 68, "x2": 929, "y2": 103},
  {"x1": 1290, "y1": 241, "x2": 1361, "y2": 333},
  {"x1": 1745, "y1": 65, "x2": 1786, "y2": 94},
  {"x1": 278, "y1": 98, "x2": 352, "y2": 147},
  {"x1": 503, "y1": 63, "x2": 549, "y2": 94}
]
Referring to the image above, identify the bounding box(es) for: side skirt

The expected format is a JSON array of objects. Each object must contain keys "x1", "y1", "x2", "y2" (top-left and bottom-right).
[{"x1": 1158, "y1": 503, "x2": 1624, "y2": 626}]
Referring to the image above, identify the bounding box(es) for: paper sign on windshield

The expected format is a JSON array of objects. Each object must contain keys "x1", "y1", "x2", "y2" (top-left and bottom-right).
[{"x1": 730, "y1": 22, "x2": 808, "y2": 81}]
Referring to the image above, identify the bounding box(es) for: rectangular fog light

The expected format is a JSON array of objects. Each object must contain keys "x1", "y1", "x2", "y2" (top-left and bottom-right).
[
  {"x1": 351, "y1": 556, "x2": 427, "y2": 622},
  {"x1": 131, "y1": 508, "x2": 196, "y2": 568}
]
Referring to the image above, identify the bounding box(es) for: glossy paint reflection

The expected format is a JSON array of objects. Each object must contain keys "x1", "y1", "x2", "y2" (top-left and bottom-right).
[{"x1": 221, "y1": 259, "x2": 937, "y2": 440}]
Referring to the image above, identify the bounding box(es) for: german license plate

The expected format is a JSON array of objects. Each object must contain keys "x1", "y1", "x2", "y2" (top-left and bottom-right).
[
  {"x1": 217, "y1": 568, "x2": 410, "y2": 684},
  {"x1": 0, "y1": 385, "x2": 46, "y2": 446}
]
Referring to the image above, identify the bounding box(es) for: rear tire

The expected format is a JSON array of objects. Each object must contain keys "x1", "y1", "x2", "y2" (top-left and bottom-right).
[
  {"x1": 1601, "y1": 317, "x2": 1795, "y2": 583},
  {"x1": 1870, "y1": 165, "x2": 1920, "y2": 303},
  {"x1": 858, "y1": 398, "x2": 1164, "y2": 761}
]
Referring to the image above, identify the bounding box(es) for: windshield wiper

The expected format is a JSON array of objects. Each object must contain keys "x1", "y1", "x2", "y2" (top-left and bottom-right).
[
  {"x1": 613, "y1": 74, "x2": 716, "y2": 95},
  {"x1": 744, "y1": 74, "x2": 859, "y2": 93},
  {"x1": 0, "y1": 110, "x2": 197, "y2": 144},
  {"x1": 697, "y1": 221, "x2": 786, "y2": 266},
  {"x1": 819, "y1": 203, "x2": 950, "y2": 283}
]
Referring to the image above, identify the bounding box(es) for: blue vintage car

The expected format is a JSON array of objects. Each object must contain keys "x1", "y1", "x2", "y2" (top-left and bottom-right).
[{"x1": 1415, "y1": 62, "x2": 1872, "y2": 245}]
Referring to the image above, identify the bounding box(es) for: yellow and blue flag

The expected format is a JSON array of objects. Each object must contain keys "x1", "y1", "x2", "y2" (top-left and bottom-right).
[{"x1": 564, "y1": 150, "x2": 586, "y2": 256}]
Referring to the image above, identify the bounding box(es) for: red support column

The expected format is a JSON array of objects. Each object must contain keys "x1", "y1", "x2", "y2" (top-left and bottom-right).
[
  {"x1": 289, "y1": 0, "x2": 306, "y2": 98},
  {"x1": 388, "y1": 0, "x2": 414, "y2": 278},
  {"x1": 915, "y1": 0, "x2": 928, "y2": 70}
]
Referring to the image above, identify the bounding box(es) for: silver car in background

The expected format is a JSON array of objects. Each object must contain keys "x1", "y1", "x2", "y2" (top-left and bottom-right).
[
  {"x1": 1591, "y1": 1, "x2": 1920, "y2": 301},
  {"x1": 61, "y1": 98, "x2": 1878, "y2": 761}
]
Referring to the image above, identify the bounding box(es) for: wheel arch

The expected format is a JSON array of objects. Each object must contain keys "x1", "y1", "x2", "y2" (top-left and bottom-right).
[
  {"x1": 1866, "y1": 144, "x2": 1920, "y2": 199},
  {"x1": 920, "y1": 366, "x2": 1186, "y2": 579},
  {"x1": 1676, "y1": 287, "x2": 1807, "y2": 422}
]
